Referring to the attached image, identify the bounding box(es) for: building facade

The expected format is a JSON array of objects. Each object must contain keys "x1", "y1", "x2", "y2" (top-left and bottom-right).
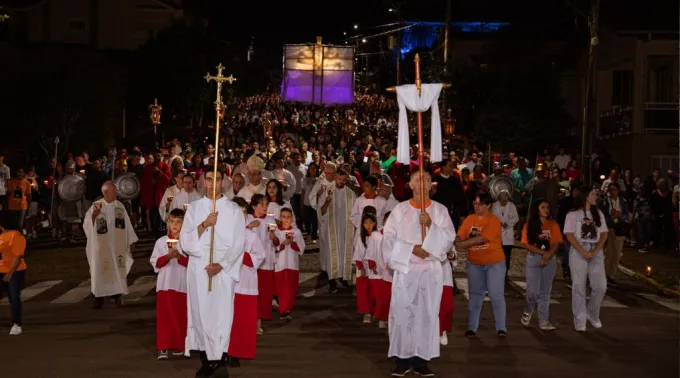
[
  {"x1": 595, "y1": 29, "x2": 678, "y2": 176},
  {"x1": 2, "y1": 0, "x2": 182, "y2": 49}
]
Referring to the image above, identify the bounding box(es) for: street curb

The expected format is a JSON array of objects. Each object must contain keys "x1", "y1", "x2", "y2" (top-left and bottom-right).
[{"x1": 618, "y1": 264, "x2": 680, "y2": 297}]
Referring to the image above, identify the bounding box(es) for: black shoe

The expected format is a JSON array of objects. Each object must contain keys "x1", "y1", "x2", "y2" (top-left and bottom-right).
[
  {"x1": 212, "y1": 362, "x2": 229, "y2": 377},
  {"x1": 92, "y1": 298, "x2": 104, "y2": 310},
  {"x1": 228, "y1": 357, "x2": 240, "y2": 368},
  {"x1": 391, "y1": 366, "x2": 411, "y2": 377},
  {"x1": 607, "y1": 278, "x2": 618, "y2": 287},
  {"x1": 465, "y1": 330, "x2": 476, "y2": 337},
  {"x1": 114, "y1": 296, "x2": 124, "y2": 308},
  {"x1": 413, "y1": 365, "x2": 435, "y2": 377},
  {"x1": 195, "y1": 363, "x2": 214, "y2": 377},
  {"x1": 497, "y1": 330, "x2": 507, "y2": 338}
]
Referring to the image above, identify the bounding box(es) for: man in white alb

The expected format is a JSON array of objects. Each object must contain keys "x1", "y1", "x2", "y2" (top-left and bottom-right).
[
  {"x1": 225, "y1": 173, "x2": 245, "y2": 200},
  {"x1": 170, "y1": 174, "x2": 201, "y2": 211},
  {"x1": 159, "y1": 170, "x2": 186, "y2": 222},
  {"x1": 383, "y1": 172, "x2": 455, "y2": 377},
  {"x1": 180, "y1": 169, "x2": 246, "y2": 377},
  {"x1": 84, "y1": 181, "x2": 138, "y2": 309}
]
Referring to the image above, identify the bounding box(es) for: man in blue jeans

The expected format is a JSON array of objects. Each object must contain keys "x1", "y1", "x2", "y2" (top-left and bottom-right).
[{"x1": 0, "y1": 215, "x2": 27, "y2": 336}]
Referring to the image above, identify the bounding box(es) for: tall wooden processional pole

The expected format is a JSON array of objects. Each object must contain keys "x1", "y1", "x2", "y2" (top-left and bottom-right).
[{"x1": 204, "y1": 64, "x2": 237, "y2": 291}]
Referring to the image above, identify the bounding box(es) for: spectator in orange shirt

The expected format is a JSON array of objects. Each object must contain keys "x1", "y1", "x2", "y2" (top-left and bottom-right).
[
  {"x1": 520, "y1": 199, "x2": 562, "y2": 330},
  {"x1": 6, "y1": 168, "x2": 31, "y2": 236},
  {"x1": 0, "y1": 214, "x2": 28, "y2": 336},
  {"x1": 456, "y1": 193, "x2": 507, "y2": 338}
]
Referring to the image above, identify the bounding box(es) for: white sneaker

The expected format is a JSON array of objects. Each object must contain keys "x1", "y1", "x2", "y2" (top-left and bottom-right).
[
  {"x1": 440, "y1": 333, "x2": 448, "y2": 346},
  {"x1": 272, "y1": 299, "x2": 279, "y2": 309},
  {"x1": 520, "y1": 312, "x2": 533, "y2": 327},
  {"x1": 378, "y1": 320, "x2": 387, "y2": 329},
  {"x1": 362, "y1": 314, "x2": 372, "y2": 324},
  {"x1": 9, "y1": 324, "x2": 22, "y2": 335},
  {"x1": 586, "y1": 314, "x2": 602, "y2": 329}
]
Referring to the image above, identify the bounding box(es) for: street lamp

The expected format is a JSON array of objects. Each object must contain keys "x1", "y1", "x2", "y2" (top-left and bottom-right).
[
  {"x1": 353, "y1": 24, "x2": 358, "y2": 29},
  {"x1": 362, "y1": 38, "x2": 367, "y2": 43},
  {"x1": 444, "y1": 109, "x2": 456, "y2": 136}
]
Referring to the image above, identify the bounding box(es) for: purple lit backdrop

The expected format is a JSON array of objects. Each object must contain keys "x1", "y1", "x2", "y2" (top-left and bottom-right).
[{"x1": 281, "y1": 44, "x2": 354, "y2": 106}]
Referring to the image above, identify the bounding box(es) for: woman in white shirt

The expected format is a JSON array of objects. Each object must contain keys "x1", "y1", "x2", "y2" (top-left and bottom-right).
[
  {"x1": 491, "y1": 191, "x2": 519, "y2": 280},
  {"x1": 563, "y1": 186, "x2": 608, "y2": 332}
]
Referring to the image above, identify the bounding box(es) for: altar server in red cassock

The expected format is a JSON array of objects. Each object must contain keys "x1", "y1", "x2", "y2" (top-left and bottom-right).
[
  {"x1": 439, "y1": 253, "x2": 456, "y2": 346},
  {"x1": 370, "y1": 211, "x2": 393, "y2": 329},
  {"x1": 227, "y1": 197, "x2": 266, "y2": 367},
  {"x1": 246, "y1": 194, "x2": 276, "y2": 333},
  {"x1": 353, "y1": 207, "x2": 378, "y2": 323},
  {"x1": 149, "y1": 208, "x2": 188, "y2": 360},
  {"x1": 271, "y1": 208, "x2": 305, "y2": 322}
]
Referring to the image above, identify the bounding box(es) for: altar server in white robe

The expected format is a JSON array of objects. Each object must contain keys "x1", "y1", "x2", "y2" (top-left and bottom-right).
[
  {"x1": 309, "y1": 162, "x2": 336, "y2": 272},
  {"x1": 318, "y1": 169, "x2": 356, "y2": 293},
  {"x1": 180, "y1": 169, "x2": 246, "y2": 377},
  {"x1": 227, "y1": 197, "x2": 266, "y2": 367},
  {"x1": 266, "y1": 179, "x2": 295, "y2": 224},
  {"x1": 246, "y1": 194, "x2": 276, "y2": 331},
  {"x1": 225, "y1": 173, "x2": 245, "y2": 200},
  {"x1": 271, "y1": 154, "x2": 296, "y2": 201},
  {"x1": 383, "y1": 172, "x2": 455, "y2": 377},
  {"x1": 237, "y1": 155, "x2": 268, "y2": 202},
  {"x1": 84, "y1": 181, "x2": 138, "y2": 309},
  {"x1": 159, "y1": 170, "x2": 186, "y2": 222},
  {"x1": 351, "y1": 175, "x2": 387, "y2": 249},
  {"x1": 271, "y1": 207, "x2": 305, "y2": 321},
  {"x1": 352, "y1": 208, "x2": 380, "y2": 324},
  {"x1": 169, "y1": 174, "x2": 201, "y2": 212},
  {"x1": 378, "y1": 183, "x2": 400, "y2": 213}
]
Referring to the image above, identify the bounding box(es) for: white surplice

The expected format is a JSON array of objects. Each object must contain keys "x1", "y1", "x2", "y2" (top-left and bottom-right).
[
  {"x1": 180, "y1": 196, "x2": 246, "y2": 361},
  {"x1": 350, "y1": 194, "x2": 388, "y2": 253},
  {"x1": 383, "y1": 200, "x2": 455, "y2": 360},
  {"x1": 308, "y1": 177, "x2": 333, "y2": 211},
  {"x1": 271, "y1": 168, "x2": 296, "y2": 201},
  {"x1": 267, "y1": 200, "x2": 294, "y2": 223},
  {"x1": 170, "y1": 189, "x2": 201, "y2": 213},
  {"x1": 236, "y1": 178, "x2": 268, "y2": 202},
  {"x1": 84, "y1": 200, "x2": 139, "y2": 298},
  {"x1": 354, "y1": 232, "x2": 385, "y2": 280},
  {"x1": 150, "y1": 235, "x2": 187, "y2": 293},
  {"x1": 245, "y1": 214, "x2": 277, "y2": 271},
  {"x1": 318, "y1": 185, "x2": 356, "y2": 280},
  {"x1": 491, "y1": 201, "x2": 519, "y2": 246},
  {"x1": 236, "y1": 229, "x2": 266, "y2": 295},
  {"x1": 384, "y1": 194, "x2": 400, "y2": 213},
  {"x1": 159, "y1": 184, "x2": 183, "y2": 222}
]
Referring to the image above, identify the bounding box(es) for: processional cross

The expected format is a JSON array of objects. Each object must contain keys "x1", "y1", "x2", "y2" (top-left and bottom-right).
[
  {"x1": 387, "y1": 54, "x2": 451, "y2": 240},
  {"x1": 204, "y1": 63, "x2": 237, "y2": 292}
]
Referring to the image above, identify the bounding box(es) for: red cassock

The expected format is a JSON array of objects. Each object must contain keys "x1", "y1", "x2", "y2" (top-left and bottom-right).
[
  {"x1": 355, "y1": 261, "x2": 374, "y2": 314},
  {"x1": 439, "y1": 285, "x2": 455, "y2": 333},
  {"x1": 154, "y1": 254, "x2": 189, "y2": 351},
  {"x1": 273, "y1": 227, "x2": 305, "y2": 315},
  {"x1": 140, "y1": 162, "x2": 171, "y2": 209},
  {"x1": 372, "y1": 279, "x2": 392, "y2": 321},
  {"x1": 257, "y1": 270, "x2": 275, "y2": 319}
]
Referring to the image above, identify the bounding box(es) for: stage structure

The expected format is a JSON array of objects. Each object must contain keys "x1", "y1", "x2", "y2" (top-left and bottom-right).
[{"x1": 281, "y1": 37, "x2": 354, "y2": 105}]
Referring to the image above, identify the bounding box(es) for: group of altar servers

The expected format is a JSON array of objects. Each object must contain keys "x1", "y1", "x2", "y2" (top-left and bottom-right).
[{"x1": 146, "y1": 165, "x2": 456, "y2": 377}]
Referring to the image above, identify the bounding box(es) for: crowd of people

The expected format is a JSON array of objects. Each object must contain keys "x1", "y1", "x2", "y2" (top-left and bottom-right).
[{"x1": 0, "y1": 92, "x2": 678, "y2": 377}]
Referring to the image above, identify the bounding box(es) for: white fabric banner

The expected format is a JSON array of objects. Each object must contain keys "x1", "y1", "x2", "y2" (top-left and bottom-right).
[{"x1": 395, "y1": 84, "x2": 444, "y2": 164}]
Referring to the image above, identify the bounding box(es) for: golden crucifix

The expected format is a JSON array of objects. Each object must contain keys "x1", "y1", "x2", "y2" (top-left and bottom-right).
[
  {"x1": 204, "y1": 63, "x2": 237, "y2": 291},
  {"x1": 386, "y1": 54, "x2": 450, "y2": 240}
]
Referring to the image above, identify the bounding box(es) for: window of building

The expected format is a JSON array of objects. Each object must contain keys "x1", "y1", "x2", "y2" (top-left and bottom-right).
[
  {"x1": 69, "y1": 20, "x2": 86, "y2": 31},
  {"x1": 653, "y1": 66, "x2": 672, "y2": 103},
  {"x1": 612, "y1": 70, "x2": 633, "y2": 106}
]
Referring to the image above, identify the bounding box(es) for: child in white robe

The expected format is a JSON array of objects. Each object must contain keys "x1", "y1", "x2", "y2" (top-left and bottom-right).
[
  {"x1": 271, "y1": 207, "x2": 305, "y2": 322},
  {"x1": 150, "y1": 208, "x2": 188, "y2": 360},
  {"x1": 246, "y1": 194, "x2": 277, "y2": 333},
  {"x1": 353, "y1": 207, "x2": 378, "y2": 323},
  {"x1": 227, "y1": 197, "x2": 266, "y2": 367},
  {"x1": 370, "y1": 211, "x2": 392, "y2": 329},
  {"x1": 439, "y1": 251, "x2": 456, "y2": 346}
]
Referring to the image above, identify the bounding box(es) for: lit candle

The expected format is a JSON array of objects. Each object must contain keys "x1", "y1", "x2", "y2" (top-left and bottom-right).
[
  {"x1": 267, "y1": 213, "x2": 275, "y2": 217},
  {"x1": 183, "y1": 204, "x2": 188, "y2": 210},
  {"x1": 268, "y1": 223, "x2": 277, "y2": 231},
  {"x1": 599, "y1": 175, "x2": 605, "y2": 180},
  {"x1": 167, "y1": 239, "x2": 178, "y2": 249},
  {"x1": 646, "y1": 266, "x2": 652, "y2": 276},
  {"x1": 79, "y1": 170, "x2": 86, "y2": 175}
]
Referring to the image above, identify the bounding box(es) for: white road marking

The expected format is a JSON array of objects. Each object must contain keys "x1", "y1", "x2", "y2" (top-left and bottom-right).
[
  {"x1": 636, "y1": 293, "x2": 680, "y2": 312},
  {"x1": 51, "y1": 279, "x2": 92, "y2": 304},
  {"x1": 124, "y1": 276, "x2": 157, "y2": 302},
  {"x1": 1, "y1": 280, "x2": 62, "y2": 305}
]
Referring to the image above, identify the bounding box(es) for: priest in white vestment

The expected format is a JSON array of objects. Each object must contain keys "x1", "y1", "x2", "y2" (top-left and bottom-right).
[
  {"x1": 84, "y1": 181, "x2": 138, "y2": 309},
  {"x1": 225, "y1": 173, "x2": 245, "y2": 200},
  {"x1": 318, "y1": 168, "x2": 356, "y2": 292},
  {"x1": 236, "y1": 155, "x2": 268, "y2": 201},
  {"x1": 309, "y1": 162, "x2": 336, "y2": 273},
  {"x1": 180, "y1": 169, "x2": 246, "y2": 377},
  {"x1": 170, "y1": 174, "x2": 201, "y2": 211},
  {"x1": 383, "y1": 172, "x2": 455, "y2": 376},
  {"x1": 159, "y1": 170, "x2": 186, "y2": 222}
]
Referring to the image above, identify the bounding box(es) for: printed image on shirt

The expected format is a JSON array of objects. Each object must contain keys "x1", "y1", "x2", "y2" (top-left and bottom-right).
[
  {"x1": 468, "y1": 226, "x2": 482, "y2": 239},
  {"x1": 12, "y1": 185, "x2": 22, "y2": 199},
  {"x1": 116, "y1": 254, "x2": 125, "y2": 268},
  {"x1": 537, "y1": 230, "x2": 551, "y2": 250},
  {"x1": 115, "y1": 208, "x2": 126, "y2": 229},
  {"x1": 96, "y1": 217, "x2": 108, "y2": 234},
  {"x1": 580, "y1": 217, "x2": 598, "y2": 241}
]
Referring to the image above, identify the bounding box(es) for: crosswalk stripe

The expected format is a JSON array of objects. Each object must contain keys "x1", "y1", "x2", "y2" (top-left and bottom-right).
[
  {"x1": 636, "y1": 293, "x2": 680, "y2": 312},
  {"x1": 124, "y1": 276, "x2": 158, "y2": 302},
  {"x1": 601, "y1": 296, "x2": 627, "y2": 308},
  {"x1": 510, "y1": 281, "x2": 560, "y2": 304},
  {"x1": 1, "y1": 280, "x2": 62, "y2": 305},
  {"x1": 51, "y1": 279, "x2": 92, "y2": 304},
  {"x1": 454, "y1": 277, "x2": 490, "y2": 302}
]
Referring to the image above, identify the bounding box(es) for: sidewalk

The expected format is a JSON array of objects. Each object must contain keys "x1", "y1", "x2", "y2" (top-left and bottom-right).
[{"x1": 620, "y1": 248, "x2": 680, "y2": 295}]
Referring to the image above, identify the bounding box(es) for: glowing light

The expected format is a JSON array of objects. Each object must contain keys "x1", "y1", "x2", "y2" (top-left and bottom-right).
[{"x1": 353, "y1": 24, "x2": 358, "y2": 29}]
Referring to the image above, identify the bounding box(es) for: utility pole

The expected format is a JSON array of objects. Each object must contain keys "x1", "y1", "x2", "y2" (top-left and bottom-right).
[
  {"x1": 580, "y1": 0, "x2": 600, "y2": 185},
  {"x1": 443, "y1": 0, "x2": 451, "y2": 63}
]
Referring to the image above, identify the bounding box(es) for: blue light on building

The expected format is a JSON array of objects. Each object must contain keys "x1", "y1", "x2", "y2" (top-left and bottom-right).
[{"x1": 399, "y1": 21, "x2": 510, "y2": 57}]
